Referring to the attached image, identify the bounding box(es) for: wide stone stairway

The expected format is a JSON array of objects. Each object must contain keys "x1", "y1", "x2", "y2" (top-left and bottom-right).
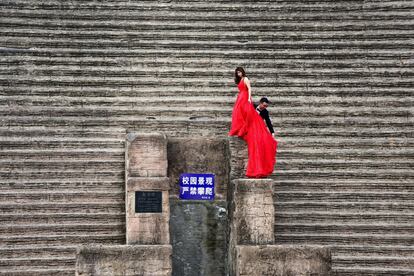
[{"x1": 0, "y1": 0, "x2": 413, "y2": 275}]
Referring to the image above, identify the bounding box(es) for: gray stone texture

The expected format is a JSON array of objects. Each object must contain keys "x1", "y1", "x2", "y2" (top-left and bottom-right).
[
  {"x1": 235, "y1": 245, "x2": 331, "y2": 276},
  {"x1": 169, "y1": 199, "x2": 228, "y2": 276},
  {"x1": 167, "y1": 137, "x2": 230, "y2": 199},
  {"x1": 125, "y1": 134, "x2": 170, "y2": 245},
  {"x1": 1, "y1": 0, "x2": 413, "y2": 275},
  {"x1": 228, "y1": 179, "x2": 274, "y2": 276},
  {"x1": 231, "y1": 179, "x2": 275, "y2": 245},
  {"x1": 76, "y1": 245, "x2": 172, "y2": 276},
  {"x1": 229, "y1": 137, "x2": 248, "y2": 180},
  {"x1": 127, "y1": 133, "x2": 168, "y2": 178}
]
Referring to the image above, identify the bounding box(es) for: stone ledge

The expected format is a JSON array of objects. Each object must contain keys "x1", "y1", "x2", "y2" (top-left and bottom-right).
[
  {"x1": 232, "y1": 179, "x2": 274, "y2": 193},
  {"x1": 127, "y1": 177, "x2": 170, "y2": 191},
  {"x1": 126, "y1": 132, "x2": 168, "y2": 178},
  {"x1": 76, "y1": 245, "x2": 172, "y2": 276},
  {"x1": 236, "y1": 245, "x2": 331, "y2": 276}
]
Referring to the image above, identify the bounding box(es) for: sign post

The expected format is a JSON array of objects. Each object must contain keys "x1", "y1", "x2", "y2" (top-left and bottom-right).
[{"x1": 179, "y1": 173, "x2": 215, "y2": 200}]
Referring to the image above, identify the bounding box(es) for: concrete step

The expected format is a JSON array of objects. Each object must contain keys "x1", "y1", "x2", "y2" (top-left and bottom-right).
[
  {"x1": 275, "y1": 201, "x2": 414, "y2": 213},
  {"x1": 304, "y1": 245, "x2": 414, "y2": 257},
  {"x1": 1, "y1": 48, "x2": 412, "y2": 65},
  {"x1": 274, "y1": 243, "x2": 414, "y2": 258},
  {"x1": 275, "y1": 233, "x2": 414, "y2": 246},
  {"x1": 275, "y1": 211, "x2": 414, "y2": 224},
  {"x1": 0, "y1": 179, "x2": 123, "y2": 191},
  {"x1": 0, "y1": 139, "x2": 124, "y2": 150},
  {"x1": 2, "y1": 31, "x2": 414, "y2": 50},
  {"x1": 276, "y1": 159, "x2": 413, "y2": 171},
  {"x1": 0, "y1": 125, "x2": 411, "y2": 141},
  {"x1": 0, "y1": 152, "x2": 124, "y2": 162},
  {"x1": 0, "y1": 170, "x2": 124, "y2": 180},
  {"x1": 0, "y1": 257, "x2": 75, "y2": 270},
  {"x1": 2, "y1": 3, "x2": 412, "y2": 17},
  {"x1": 3, "y1": 0, "x2": 412, "y2": 9},
  {"x1": 1, "y1": 94, "x2": 413, "y2": 109},
  {"x1": 2, "y1": 27, "x2": 414, "y2": 41},
  {"x1": 0, "y1": 202, "x2": 124, "y2": 214},
  {"x1": 275, "y1": 223, "x2": 414, "y2": 235},
  {"x1": 3, "y1": 14, "x2": 413, "y2": 33},
  {"x1": 0, "y1": 213, "x2": 125, "y2": 225},
  {"x1": 1, "y1": 55, "x2": 413, "y2": 73},
  {"x1": 4, "y1": 107, "x2": 410, "y2": 121},
  {"x1": 0, "y1": 191, "x2": 124, "y2": 203},
  {"x1": 0, "y1": 160, "x2": 124, "y2": 172},
  {"x1": 0, "y1": 246, "x2": 76, "y2": 259},
  {"x1": 0, "y1": 117, "x2": 230, "y2": 136},
  {"x1": 0, "y1": 223, "x2": 125, "y2": 236},
  {"x1": 2, "y1": 135, "x2": 411, "y2": 148},
  {"x1": 271, "y1": 169, "x2": 413, "y2": 180},
  {"x1": 2, "y1": 84, "x2": 413, "y2": 98},
  {"x1": 0, "y1": 268, "x2": 73, "y2": 276},
  {"x1": 0, "y1": 233, "x2": 125, "y2": 247},
  {"x1": 1, "y1": 73, "x2": 413, "y2": 88},
  {"x1": 333, "y1": 255, "x2": 414, "y2": 270},
  {"x1": 275, "y1": 191, "x2": 414, "y2": 202},
  {"x1": 334, "y1": 266, "x2": 414, "y2": 276},
  {"x1": 274, "y1": 179, "x2": 414, "y2": 192},
  {"x1": 0, "y1": 126, "x2": 126, "y2": 138},
  {"x1": 2, "y1": 60, "x2": 413, "y2": 78}
]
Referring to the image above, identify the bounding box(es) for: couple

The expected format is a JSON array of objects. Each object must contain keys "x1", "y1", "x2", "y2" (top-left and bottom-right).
[{"x1": 229, "y1": 67, "x2": 278, "y2": 178}]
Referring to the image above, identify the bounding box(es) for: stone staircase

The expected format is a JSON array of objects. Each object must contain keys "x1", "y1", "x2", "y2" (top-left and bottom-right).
[{"x1": 0, "y1": 0, "x2": 413, "y2": 275}]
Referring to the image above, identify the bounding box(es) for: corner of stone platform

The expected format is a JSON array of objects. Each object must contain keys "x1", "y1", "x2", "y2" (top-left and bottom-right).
[
  {"x1": 235, "y1": 245, "x2": 331, "y2": 276},
  {"x1": 76, "y1": 245, "x2": 172, "y2": 276}
]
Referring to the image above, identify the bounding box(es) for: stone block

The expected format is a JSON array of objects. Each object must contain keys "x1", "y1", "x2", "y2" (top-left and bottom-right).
[
  {"x1": 126, "y1": 132, "x2": 168, "y2": 177},
  {"x1": 167, "y1": 137, "x2": 230, "y2": 199},
  {"x1": 235, "y1": 245, "x2": 332, "y2": 276},
  {"x1": 170, "y1": 199, "x2": 228, "y2": 276},
  {"x1": 231, "y1": 179, "x2": 274, "y2": 245},
  {"x1": 127, "y1": 215, "x2": 169, "y2": 244},
  {"x1": 229, "y1": 137, "x2": 248, "y2": 180},
  {"x1": 126, "y1": 177, "x2": 170, "y2": 244},
  {"x1": 76, "y1": 245, "x2": 172, "y2": 276},
  {"x1": 127, "y1": 177, "x2": 170, "y2": 192}
]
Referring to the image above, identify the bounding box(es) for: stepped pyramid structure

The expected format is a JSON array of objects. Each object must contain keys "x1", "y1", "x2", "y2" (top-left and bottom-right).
[{"x1": 1, "y1": 0, "x2": 413, "y2": 275}]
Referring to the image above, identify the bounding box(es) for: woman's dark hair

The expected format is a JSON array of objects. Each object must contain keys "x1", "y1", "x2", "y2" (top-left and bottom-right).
[{"x1": 234, "y1": 67, "x2": 246, "y2": 84}]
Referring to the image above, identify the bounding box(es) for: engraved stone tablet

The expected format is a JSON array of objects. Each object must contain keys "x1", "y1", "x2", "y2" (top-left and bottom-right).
[{"x1": 135, "y1": 191, "x2": 162, "y2": 213}]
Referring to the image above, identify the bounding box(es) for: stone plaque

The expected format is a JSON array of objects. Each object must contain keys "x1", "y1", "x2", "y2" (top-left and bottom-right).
[{"x1": 135, "y1": 191, "x2": 162, "y2": 213}]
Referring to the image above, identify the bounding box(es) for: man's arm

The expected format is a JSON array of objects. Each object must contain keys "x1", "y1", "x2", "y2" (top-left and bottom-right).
[{"x1": 261, "y1": 109, "x2": 274, "y2": 134}]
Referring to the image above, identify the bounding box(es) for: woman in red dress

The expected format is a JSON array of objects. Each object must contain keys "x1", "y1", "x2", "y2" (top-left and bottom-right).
[{"x1": 229, "y1": 67, "x2": 277, "y2": 178}]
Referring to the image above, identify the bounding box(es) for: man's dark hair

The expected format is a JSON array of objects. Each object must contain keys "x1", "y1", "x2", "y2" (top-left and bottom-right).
[{"x1": 259, "y1": 97, "x2": 270, "y2": 104}]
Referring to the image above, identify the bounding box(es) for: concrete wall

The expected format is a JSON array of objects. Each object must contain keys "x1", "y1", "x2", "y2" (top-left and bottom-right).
[
  {"x1": 236, "y1": 245, "x2": 331, "y2": 276},
  {"x1": 170, "y1": 200, "x2": 228, "y2": 276},
  {"x1": 76, "y1": 245, "x2": 172, "y2": 276},
  {"x1": 1, "y1": 1, "x2": 412, "y2": 275},
  {"x1": 167, "y1": 137, "x2": 230, "y2": 276}
]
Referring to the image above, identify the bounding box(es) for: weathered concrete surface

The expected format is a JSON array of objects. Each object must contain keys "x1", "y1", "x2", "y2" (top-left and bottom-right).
[
  {"x1": 126, "y1": 177, "x2": 170, "y2": 245},
  {"x1": 1, "y1": 1, "x2": 413, "y2": 275},
  {"x1": 228, "y1": 137, "x2": 248, "y2": 180},
  {"x1": 231, "y1": 179, "x2": 275, "y2": 245},
  {"x1": 170, "y1": 199, "x2": 228, "y2": 276},
  {"x1": 228, "y1": 179, "x2": 275, "y2": 276},
  {"x1": 127, "y1": 132, "x2": 168, "y2": 177},
  {"x1": 167, "y1": 137, "x2": 230, "y2": 199},
  {"x1": 236, "y1": 245, "x2": 331, "y2": 276},
  {"x1": 76, "y1": 245, "x2": 172, "y2": 276}
]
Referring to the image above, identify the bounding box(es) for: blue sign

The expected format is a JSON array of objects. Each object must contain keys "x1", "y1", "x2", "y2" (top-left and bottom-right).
[{"x1": 179, "y1": 173, "x2": 215, "y2": 200}]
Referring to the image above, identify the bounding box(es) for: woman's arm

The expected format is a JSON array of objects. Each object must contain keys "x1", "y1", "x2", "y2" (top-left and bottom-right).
[{"x1": 244, "y1": 77, "x2": 252, "y2": 103}]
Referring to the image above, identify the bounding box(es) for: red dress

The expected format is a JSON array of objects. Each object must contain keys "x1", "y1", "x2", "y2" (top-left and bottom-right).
[{"x1": 229, "y1": 79, "x2": 277, "y2": 178}]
